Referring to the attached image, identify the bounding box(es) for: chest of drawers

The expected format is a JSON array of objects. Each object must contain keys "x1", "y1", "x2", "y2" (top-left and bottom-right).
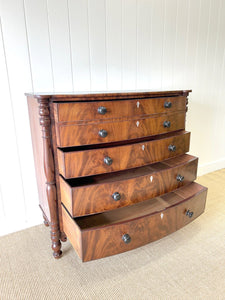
[{"x1": 26, "y1": 90, "x2": 207, "y2": 262}]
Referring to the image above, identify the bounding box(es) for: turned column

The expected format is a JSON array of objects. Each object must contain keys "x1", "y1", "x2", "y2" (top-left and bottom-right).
[{"x1": 38, "y1": 98, "x2": 62, "y2": 259}]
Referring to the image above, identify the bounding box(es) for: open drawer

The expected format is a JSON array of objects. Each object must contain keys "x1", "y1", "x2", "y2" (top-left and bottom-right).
[
  {"x1": 62, "y1": 182, "x2": 207, "y2": 262},
  {"x1": 60, "y1": 154, "x2": 198, "y2": 217}
]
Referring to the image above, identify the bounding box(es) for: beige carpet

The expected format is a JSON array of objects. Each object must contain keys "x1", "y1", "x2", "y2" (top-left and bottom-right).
[{"x1": 1, "y1": 169, "x2": 225, "y2": 300}]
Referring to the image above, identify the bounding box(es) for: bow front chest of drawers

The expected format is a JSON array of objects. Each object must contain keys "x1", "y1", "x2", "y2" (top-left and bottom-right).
[{"x1": 26, "y1": 90, "x2": 207, "y2": 262}]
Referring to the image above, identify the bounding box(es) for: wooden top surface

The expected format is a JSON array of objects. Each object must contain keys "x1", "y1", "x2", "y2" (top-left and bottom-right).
[{"x1": 25, "y1": 89, "x2": 191, "y2": 101}]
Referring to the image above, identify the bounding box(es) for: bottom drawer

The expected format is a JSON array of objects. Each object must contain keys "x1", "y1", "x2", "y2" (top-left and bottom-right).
[{"x1": 62, "y1": 182, "x2": 207, "y2": 262}]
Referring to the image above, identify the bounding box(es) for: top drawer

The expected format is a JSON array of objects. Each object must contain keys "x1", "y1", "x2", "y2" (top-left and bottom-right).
[{"x1": 53, "y1": 96, "x2": 186, "y2": 123}]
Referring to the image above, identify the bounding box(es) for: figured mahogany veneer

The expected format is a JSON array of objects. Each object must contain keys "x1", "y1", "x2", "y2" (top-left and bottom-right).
[
  {"x1": 60, "y1": 154, "x2": 198, "y2": 217},
  {"x1": 54, "y1": 96, "x2": 186, "y2": 122},
  {"x1": 56, "y1": 111, "x2": 186, "y2": 147},
  {"x1": 62, "y1": 183, "x2": 207, "y2": 262},
  {"x1": 26, "y1": 89, "x2": 208, "y2": 261},
  {"x1": 58, "y1": 131, "x2": 190, "y2": 178}
]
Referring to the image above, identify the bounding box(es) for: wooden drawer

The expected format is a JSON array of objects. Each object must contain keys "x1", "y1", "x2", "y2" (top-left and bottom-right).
[
  {"x1": 62, "y1": 182, "x2": 207, "y2": 262},
  {"x1": 60, "y1": 154, "x2": 198, "y2": 217},
  {"x1": 58, "y1": 131, "x2": 190, "y2": 178},
  {"x1": 56, "y1": 111, "x2": 186, "y2": 147},
  {"x1": 54, "y1": 96, "x2": 186, "y2": 122}
]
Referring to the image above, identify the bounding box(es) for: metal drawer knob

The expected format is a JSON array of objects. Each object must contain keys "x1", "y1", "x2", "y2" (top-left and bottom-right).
[
  {"x1": 177, "y1": 174, "x2": 184, "y2": 182},
  {"x1": 122, "y1": 234, "x2": 131, "y2": 244},
  {"x1": 98, "y1": 129, "x2": 108, "y2": 138},
  {"x1": 168, "y1": 144, "x2": 176, "y2": 152},
  {"x1": 164, "y1": 101, "x2": 172, "y2": 108},
  {"x1": 186, "y1": 210, "x2": 194, "y2": 218},
  {"x1": 104, "y1": 156, "x2": 113, "y2": 166},
  {"x1": 163, "y1": 121, "x2": 171, "y2": 128},
  {"x1": 98, "y1": 106, "x2": 107, "y2": 115},
  {"x1": 112, "y1": 192, "x2": 121, "y2": 201}
]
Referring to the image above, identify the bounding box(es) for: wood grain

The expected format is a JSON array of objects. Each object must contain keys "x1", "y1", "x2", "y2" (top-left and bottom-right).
[
  {"x1": 27, "y1": 96, "x2": 50, "y2": 221},
  {"x1": 58, "y1": 131, "x2": 190, "y2": 178},
  {"x1": 60, "y1": 154, "x2": 198, "y2": 217},
  {"x1": 56, "y1": 111, "x2": 186, "y2": 147},
  {"x1": 61, "y1": 182, "x2": 207, "y2": 261},
  {"x1": 54, "y1": 96, "x2": 186, "y2": 122}
]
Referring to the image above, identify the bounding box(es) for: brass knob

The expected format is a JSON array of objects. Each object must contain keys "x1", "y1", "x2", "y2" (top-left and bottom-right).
[
  {"x1": 164, "y1": 101, "x2": 172, "y2": 108},
  {"x1": 122, "y1": 234, "x2": 131, "y2": 244},
  {"x1": 186, "y1": 210, "x2": 194, "y2": 218},
  {"x1": 104, "y1": 156, "x2": 113, "y2": 166},
  {"x1": 163, "y1": 121, "x2": 171, "y2": 128},
  {"x1": 168, "y1": 144, "x2": 176, "y2": 152},
  {"x1": 176, "y1": 174, "x2": 184, "y2": 182},
  {"x1": 112, "y1": 192, "x2": 121, "y2": 201},
  {"x1": 98, "y1": 129, "x2": 107, "y2": 138},
  {"x1": 98, "y1": 106, "x2": 107, "y2": 115}
]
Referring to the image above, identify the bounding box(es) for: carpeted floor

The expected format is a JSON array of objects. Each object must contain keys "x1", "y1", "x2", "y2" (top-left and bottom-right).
[{"x1": 0, "y1": 169, "x2": 225, "y2": 300}]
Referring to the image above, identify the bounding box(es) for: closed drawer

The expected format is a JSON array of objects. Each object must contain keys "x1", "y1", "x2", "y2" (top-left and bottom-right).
[
  {"x1": 58, "y1": 131, "x2": 190, "y2": 178},
  {"x1": 54, "y1": 96, "x2": 186, "y2": 122},
  {"x1": 56, "y1": 111, "x2": 186, "y2": 147},
  {"x1": 62, "y1": 182, "x2": 207, "y2": 261},
  {"x1": 60, "y1": 154, "x2": 198, "y2": 217}
]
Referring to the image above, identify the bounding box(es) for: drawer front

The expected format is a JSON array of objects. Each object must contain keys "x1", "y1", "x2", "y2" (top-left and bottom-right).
[
  {"x1": 58, "y1": 131, "x2": 190, "y2": 178},
  {"x1": 62, "y1": 183, "x2": 207, "y2": 261},
  {"x1": 60, "y1": 155, "x2": 198, "y2": 217},
  {"x1": 56, "y1": 112, "x2": 186, "y2": 147},
  {"x1": 54, "y1": 96, "x2": 186, "y2": 122}
]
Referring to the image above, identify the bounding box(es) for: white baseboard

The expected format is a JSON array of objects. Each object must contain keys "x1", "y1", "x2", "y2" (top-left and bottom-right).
[{"x1": 198, "y1": 158, "x2": 225, "y2": 176}]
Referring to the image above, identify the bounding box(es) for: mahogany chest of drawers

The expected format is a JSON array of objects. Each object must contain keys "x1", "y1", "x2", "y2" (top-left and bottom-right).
[{"x1": 26, "y1": 90, "x2": 207, "y2": 262}]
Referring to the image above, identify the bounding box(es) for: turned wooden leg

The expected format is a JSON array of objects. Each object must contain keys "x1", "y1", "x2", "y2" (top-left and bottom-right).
[
  {"x1": 60, "y1": 231, "x2": 67, "y2": 242},
  {"x1": 50, "y1": 221, "x2": 62, "y2": 259},
  {"x1": 43, "y1": 214, "x2": 49, "y2": 227},
  {"x1": 39, "y1": 98, "x2": 62, "y2": 259}
]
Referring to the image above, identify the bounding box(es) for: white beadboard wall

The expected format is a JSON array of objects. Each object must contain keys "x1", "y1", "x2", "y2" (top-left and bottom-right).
[{"x1": 0, "y1": 0, "x2": 225, "y2": 236}]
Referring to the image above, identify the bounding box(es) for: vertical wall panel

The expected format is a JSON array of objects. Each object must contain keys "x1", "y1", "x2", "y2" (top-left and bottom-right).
[
  {"x1": 172, "y1": 0, "x2": 189, "y2": 89},
  {"x1": 0, "y1": 18, "x2": 26, "y2": 232},
  {"x1": 122, "y1": 0, "x2": 137, "y2": 89},
  {"x1": 212, "y1": 0, "x2": 225, "y2": 159},
  {"x1": 105, "y1": 0, "x2": 122, "y2": 90},
  {"x1": 0, "y1": 0, "x2": 225, "y2": 235},
  {"x1": 68, "y1": 0, "x2": 90, "y2": 91},
  {"x1": 149, "y1": 0, "x2": 165, "y2": 89},
  {"x1": 88, "y1": 0, "x2": 107, "y2": 90},
  {"x1": 161, "y1": 0, "x2": 177, "y2": 89},
  {"x1": 0, "y1": 0, "x2": 42, "y2": 235},
  {"x1": 47, "y1": 0, "x2": 73, "y2": 92},
  {"x1": 136, "y1": 0, "x2": 152, "y2": 89},
  {"x1": 24, "y1": 0, "x2": 53, "y2": 91}
]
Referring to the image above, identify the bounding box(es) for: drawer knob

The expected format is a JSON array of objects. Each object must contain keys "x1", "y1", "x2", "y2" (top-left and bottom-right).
[
  {"x1": 98, "y1": 106, "x2": 107, "y2": 115},
  {"x1": 112, "y1": 192, "x2": 121, "y2": 201},
  {"x1": 104, "y1": 156, "x2": 113, "y2": 166},
  {"x1": 122, "y1": 234, "x2": 131, "y2": 244},
  {"x1": 177, "y1": 174, "x2": 184, "y2": 182},
  {"x1": 163, "y1": 121, "x2": 171, "y2": 128},
  {"x1": 164, "y1": 101, "x2": 172, "y2": 108},
  {"x1": 186, "y1": 209, "x2": 194, "y2": 218},
  {"x1": 98, "y1": 129, "x2": 108, "y2": 138},
  {"x1": 168, "y1": 144, "x2": 176, "y2": 152}
]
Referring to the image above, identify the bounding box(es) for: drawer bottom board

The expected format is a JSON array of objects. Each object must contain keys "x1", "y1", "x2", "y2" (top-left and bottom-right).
[{"x1": 62, "y1": 182, "x2": 207, "y2": 262}]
